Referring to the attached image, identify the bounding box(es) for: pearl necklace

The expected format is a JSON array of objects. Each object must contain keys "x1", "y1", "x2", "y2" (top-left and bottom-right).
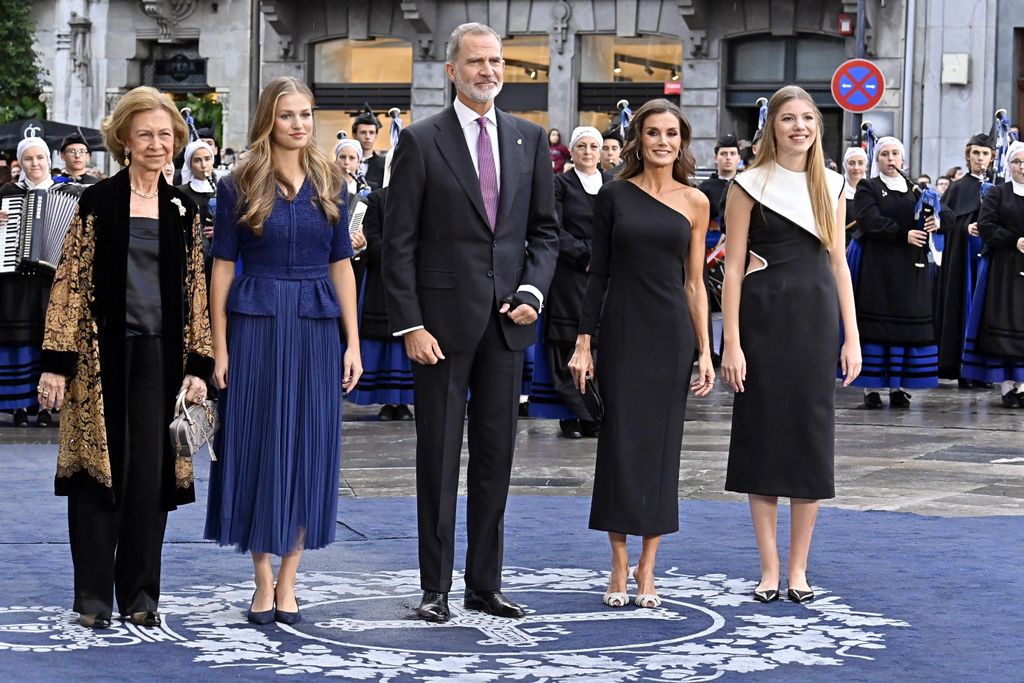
[{"x1": 130, "y1": 184, "x2": 158, "y2": 199}]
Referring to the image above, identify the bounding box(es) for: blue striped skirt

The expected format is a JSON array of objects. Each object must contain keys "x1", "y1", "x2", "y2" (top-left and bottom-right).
[
  {"x1": 850, "y1": 343, "x2": 940, "y2": 389},
  {"x1": 347, "y1": 338, "x2": 414, "y2": 406},
  {"x1": 0, "y1": 345, "x2": 39, "y2": 411},
  {"x1": 961, "y1": 256, "x2": 1024, "y2": 384}
]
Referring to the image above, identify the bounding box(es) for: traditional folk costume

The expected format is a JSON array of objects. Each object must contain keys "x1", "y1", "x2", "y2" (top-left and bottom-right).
[
  {"x1": 960, "y1": 144, "x2": 1024, "y2": 406},
  {"x1": 847, "y1": 138, "x2": 938, "y2": 405}
]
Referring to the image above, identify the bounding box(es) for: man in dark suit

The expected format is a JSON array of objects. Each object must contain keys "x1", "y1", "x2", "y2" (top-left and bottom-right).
[
  {"x1": 383, "y1": 22, "x2": 558, "y2": 623},
  {"x1": 353, "y1": 106, "x2": 387, "y2": 188}
]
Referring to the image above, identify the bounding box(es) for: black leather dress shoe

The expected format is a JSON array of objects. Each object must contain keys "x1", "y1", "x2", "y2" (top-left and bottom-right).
[
  {"x1": 127, "y1": 611, "x2": 161, "y2": 627},
  {"x1": 78, "y1": 613, "x2": 112, "y2": 629},
  {"x1": 580, "y1": 420, "x2": 600, "y2": 438},
  {"x1": 13, "y1": 409, "x2": 28, "y2": 427},
  {"x1": 463, "y1": 589, "x2": 525, "y2": 618},
  {"x1": 377, "y1": 404, "x2": 396, "y2": 421},
  {"x1": 863, "y1": 392, "x2": 883, "y2": 409},
  {"x1": 416, "y1": 591, "x2": 450, "y2": 622},
  {"x1": 889, "y1": 389, "x2": 912, "y2": 409},
  {"x1": 36, "y1": 409, "x2": 52, "y2": 427},
  {"x1": 1001, "y1": 389, "x2": 1019, "y2": 408},
  {"x1": 559, "y1": 419, "x2": 583, "y2": 439},
  {"x1": 394, "y1": 404, "x2": 414, "y2": 421}
]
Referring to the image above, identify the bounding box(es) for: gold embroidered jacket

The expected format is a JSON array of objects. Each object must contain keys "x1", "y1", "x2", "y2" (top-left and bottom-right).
[{"x1": 40, "y1": 169, "x2": 214, "y2": 509}]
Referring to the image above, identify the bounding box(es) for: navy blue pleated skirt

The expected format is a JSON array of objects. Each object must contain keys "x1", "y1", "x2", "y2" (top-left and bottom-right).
[{"x1": 205, "y1": 280, "x2": 343, "y2": 556}]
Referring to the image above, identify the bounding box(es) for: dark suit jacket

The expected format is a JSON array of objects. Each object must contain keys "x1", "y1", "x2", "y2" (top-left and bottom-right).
[
  {"x1": 383, "y1": 105, "x2": 559, "y2": 353},
  {"x1": 365, "y1": 153, "x2": 386, "y2": 188}
]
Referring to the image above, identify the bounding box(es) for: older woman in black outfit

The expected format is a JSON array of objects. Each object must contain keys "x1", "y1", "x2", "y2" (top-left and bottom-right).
[
  {"x1": 37, "y1": 86, "x2": 213, "y2": 629},
  {"x1": 570, "y1": 100, "x2": 714, "y2": 609},
  {"x1": 529, "y1": 126, "x2": 611, "y2": 437}
]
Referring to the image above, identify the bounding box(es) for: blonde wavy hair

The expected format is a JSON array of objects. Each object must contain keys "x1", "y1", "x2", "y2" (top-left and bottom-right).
[
  {"x1": 234, "y1": 77, "x2": 342, "y2": 235},
  {"x1": 102, "y1": 86, "x2": 188, "y2": 163},
  {"x1": 748, "y1": 85, "x2": 836, "y2": 246}
]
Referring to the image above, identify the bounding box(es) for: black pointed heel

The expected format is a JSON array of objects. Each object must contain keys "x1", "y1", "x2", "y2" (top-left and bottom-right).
[
  {"x1": 753, "y1": 585, "x2": 780, "y2": 603},
  {"x1": 787, "y1": 587, "x2": 815, "y2": 604},
  {"x1": 247, "y1": 591, "x2": 275, "y2": 625}
]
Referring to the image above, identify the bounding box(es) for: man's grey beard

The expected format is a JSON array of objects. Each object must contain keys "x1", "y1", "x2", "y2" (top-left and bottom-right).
[{"x1": 454, "y1": 69, "x2": 503, "y2": 104}]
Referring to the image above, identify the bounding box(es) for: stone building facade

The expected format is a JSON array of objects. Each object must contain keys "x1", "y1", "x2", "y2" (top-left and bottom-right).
[{"x1": 27, "y1": 0, "x2": 1021, "y2": 175}]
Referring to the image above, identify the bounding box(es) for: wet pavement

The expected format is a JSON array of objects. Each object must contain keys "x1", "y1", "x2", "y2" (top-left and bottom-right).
[{"x1": 8, "y1": 380, "x2": 1017, "y2": 518}]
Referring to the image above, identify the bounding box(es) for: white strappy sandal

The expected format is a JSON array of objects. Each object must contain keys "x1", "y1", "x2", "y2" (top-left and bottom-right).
[
  {"x1": 602, "y1": 591, "x2": 629, "y2": 608},
  {"x1": 632, "y1": 567, "x2": 661, "y2": 608}
]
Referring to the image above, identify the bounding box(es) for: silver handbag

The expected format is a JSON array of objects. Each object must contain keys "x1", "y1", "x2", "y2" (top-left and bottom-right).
[{"x1": 169, "y1": 389, "x2": 218, "y2": 460}]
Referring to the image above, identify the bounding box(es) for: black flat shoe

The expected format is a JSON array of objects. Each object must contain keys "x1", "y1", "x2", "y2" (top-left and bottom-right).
[
  {"x1": 394, "y1": 404, "x2": 414, "y2": 421},
  {"x1": 1001, "y1": 390, "x2": 1019, "y2": 408},
  {"x1": 127, "y1": 611, "x2": 161, "y2": 627},
  {"x1": 787, "y1": 587, "x2": 815, "y2": 604},
  {"x1": 519, "y1": 401, "x2": 530, "y2": 418},
  {"x1": 274, "y1": 600, "x2": 301, "y2": 625},
  {"x1": 559, "y1": 419, "x2": 583, "y2": 439},
  {"x1": 890, "y1": 389, "x2": 912, "y2": 409},
  {"x1": 416, "y1": 591, "x2": 450, "y2": 622},
  {"x1": 1018, "y1": 392, "x2": 1024, "y2": 409},
  {"x1": 36, "y1": 409, "x2": 52, "y2": 427},
  {"x1": 13, "y1": 409, "x2": 28, "y2": 427},
  {"x1": 863, "y1": 392, "x2": 883, "y2": 409},
  {"x1": 78, "y1": 613, "x2": 112, "y2": 629},
  {"x1": 580, "y1": 420, "x2": 600, "y2": 438},
  {"x1": 463, "y1": 589, "x2": 525, "y2": 618},
  {"x1": 377, "y1": 404, "x2": 396, "y2": 421},
  {"x1": 753, "y1": 585, "x2": 779, "y2": 603},
  {"x1": 247, "y1": 591, "x2": 275, "y2": 625}
]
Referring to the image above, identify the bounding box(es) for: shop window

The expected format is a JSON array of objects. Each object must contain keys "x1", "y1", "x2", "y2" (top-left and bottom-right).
[
  {"x1": 313, "y1": 37, "x2": 412, "y2": 83},
  {"x1": 580, "y1": 35, "x2": 682, "y2": 83}
]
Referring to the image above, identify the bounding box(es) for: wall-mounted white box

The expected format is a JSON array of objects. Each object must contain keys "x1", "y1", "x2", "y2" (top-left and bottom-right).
[{"x1": 941, "y1": 53, "x2": 970, "y2": 85}]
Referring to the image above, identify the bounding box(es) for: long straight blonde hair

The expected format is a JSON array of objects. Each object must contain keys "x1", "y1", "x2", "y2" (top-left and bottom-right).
[
  {"x1": 234, "y1": 77, "x2": 342, "y2": 235},
  {"x1": 747, "y1": 85, "x2": 836, "y2": 246}
]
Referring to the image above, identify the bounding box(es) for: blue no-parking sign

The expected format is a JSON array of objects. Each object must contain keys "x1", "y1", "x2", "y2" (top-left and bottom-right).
[{"x1": 831, "y1": 59, "x2": 886, "y2": 113}]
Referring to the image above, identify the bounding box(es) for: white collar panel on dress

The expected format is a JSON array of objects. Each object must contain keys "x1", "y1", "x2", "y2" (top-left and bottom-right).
[
  {"x1": 573, "y1": 167, "x2": 603, "y2": 195},
  {"x1": 734, "y1": 163, "x2": 845, "y2": 242},
  {"x1": 879, "y1": 172, "x2": 909, "y2": 193},
  {"x1": 1011, "y1": 179, "x2": 1024, "y2": 197}
]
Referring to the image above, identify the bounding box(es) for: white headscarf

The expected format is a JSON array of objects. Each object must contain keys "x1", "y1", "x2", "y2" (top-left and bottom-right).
[
  {"x1": 334, "y1": 137, "x2": 361, "y2": 160},
  {"x1": 1007, "y1": 140, "x2": 1024, "y2": 196},
  {"x1": 569, "y1": 126, "x2": 603, "y2": 151},
  {"x1": 842, "y1": 146, "x2": 868, "y2": 200},
  {"x1": 870, "y1": 136, "x2": 905, "y2": 178},
  {"x1": 181, "y1": 139, "x2": 215, "y2": 188},
  {"x1": 17, "y1": 137, "x2": 53, "y2": 188}
]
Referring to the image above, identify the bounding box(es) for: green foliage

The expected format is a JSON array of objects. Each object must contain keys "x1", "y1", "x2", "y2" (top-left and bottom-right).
[
  {"x1": 0, "y1": 0, "x2": 46, "y2": 123},
  {"x1": 177, "y1": 93, "x2": 223, "y2": 144}
]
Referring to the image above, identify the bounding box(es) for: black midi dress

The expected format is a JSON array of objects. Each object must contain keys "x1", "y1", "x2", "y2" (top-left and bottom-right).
[
  {"x1": 725, "y1": 165, "x2": 845, "y2": 500},
  {"x1": 580, "y1": 180, "x2": 696, "y2": 536}
]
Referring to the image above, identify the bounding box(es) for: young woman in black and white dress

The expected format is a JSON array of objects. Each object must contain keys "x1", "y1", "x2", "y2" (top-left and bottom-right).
[{"x1": 721, "y1": 86, "x2": 861, "y2": 604}]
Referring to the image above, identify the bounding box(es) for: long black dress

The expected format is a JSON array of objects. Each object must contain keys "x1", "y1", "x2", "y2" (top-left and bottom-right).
[
  {"x1": 725, "y1": 165, "x2": 844, "y2": 500},
  {"x1": 580, "y1": 180, "x2": 695, "y2": 536}
]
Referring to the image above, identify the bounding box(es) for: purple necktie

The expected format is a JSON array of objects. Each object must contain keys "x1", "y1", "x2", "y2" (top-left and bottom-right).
[{"x1": 476, "y1": 117, "x2": 499, "y2": 230}]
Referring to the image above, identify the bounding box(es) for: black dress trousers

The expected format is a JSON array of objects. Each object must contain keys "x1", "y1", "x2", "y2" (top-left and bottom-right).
[{"x1": 68, "y1": 336, "x2": 169, "y2": 617}]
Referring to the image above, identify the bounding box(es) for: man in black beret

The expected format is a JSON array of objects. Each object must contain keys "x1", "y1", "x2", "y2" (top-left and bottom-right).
[
  {"x1": 58, "y1": 133, "x2": 99, "y2": 184},
  {"x1": 935, "y1": 132, "x2": 995, "y2": 385},
  {"x1": 599, "y1": 126, "x2": 623, "y2": 173},
  {"x1": 352, "y1": 105, "x2": 386, "y2": 188}
]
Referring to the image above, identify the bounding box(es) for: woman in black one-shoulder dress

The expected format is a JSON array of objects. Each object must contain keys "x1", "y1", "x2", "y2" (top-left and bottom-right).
[
  {"x1": 721, "y1": 86, "x2": 862, "y2": 605},
  {"x1": 570, "y1": 100, "x2": 714, "y2": 610}
]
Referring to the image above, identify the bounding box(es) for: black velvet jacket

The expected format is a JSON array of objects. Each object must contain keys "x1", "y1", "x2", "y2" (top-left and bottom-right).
[{"x1": 40, "y1": 168, "x2": 214, "y2": 509}]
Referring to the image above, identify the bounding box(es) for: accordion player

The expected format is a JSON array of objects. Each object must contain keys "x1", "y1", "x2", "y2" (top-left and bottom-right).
[{"x1": 0, "y1": 134, "x2": 84, "y2": 426}]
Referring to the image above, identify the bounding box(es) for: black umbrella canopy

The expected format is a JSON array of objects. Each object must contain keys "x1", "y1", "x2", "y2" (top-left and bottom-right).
[{"x1": 0, "y1": 119, "x2": 104, "y2": 152}]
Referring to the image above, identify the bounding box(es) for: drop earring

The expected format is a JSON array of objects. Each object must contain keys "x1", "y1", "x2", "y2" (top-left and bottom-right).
[
  {"x1": 124, "y1": 152, "x2": 130, "y2": 167},
  {"x1": 636, "y1": 149, "x2": 641, "y2": 160}
]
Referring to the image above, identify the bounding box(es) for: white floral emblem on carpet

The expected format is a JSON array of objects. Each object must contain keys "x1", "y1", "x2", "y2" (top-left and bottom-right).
[{"x1": 0, "y1": 567, "x2": 908, "y2": 680}]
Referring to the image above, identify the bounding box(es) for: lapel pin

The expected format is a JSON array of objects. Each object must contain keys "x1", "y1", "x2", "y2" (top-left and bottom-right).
[{"x1": 516, "y1": 139, "x2": 522, "y2": 145}]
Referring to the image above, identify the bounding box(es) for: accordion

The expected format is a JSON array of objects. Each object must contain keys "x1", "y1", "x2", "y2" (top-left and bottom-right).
[{"x1": 0, "y1": 184, "x2": 83, "y2": 273}]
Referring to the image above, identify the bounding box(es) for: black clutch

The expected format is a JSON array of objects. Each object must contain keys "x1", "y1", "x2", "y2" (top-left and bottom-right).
[{"x1": 581, "y1": 377, "x2": 604, "y2": 424}]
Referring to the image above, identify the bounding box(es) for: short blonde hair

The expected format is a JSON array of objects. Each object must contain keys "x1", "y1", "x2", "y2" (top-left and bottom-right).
[{"x1": 102, "y1": 86, "x2": 188, "y2": 164}]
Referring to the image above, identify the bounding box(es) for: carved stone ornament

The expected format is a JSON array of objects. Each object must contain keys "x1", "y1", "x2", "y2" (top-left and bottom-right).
[
  {"x1": 68, "y1": 12, "x2": 93, "y2": 86},
  {"x1": 138, "y1": 0, "x2": 197, "y2": 41},
  {"x1": 551, "y1": 2, "x2": 571, "y2": 56}
]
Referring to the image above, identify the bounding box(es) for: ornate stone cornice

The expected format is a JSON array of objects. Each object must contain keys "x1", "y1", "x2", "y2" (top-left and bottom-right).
[{"x1": 138, "y1": 0, "x2": 197, "y2": 42}]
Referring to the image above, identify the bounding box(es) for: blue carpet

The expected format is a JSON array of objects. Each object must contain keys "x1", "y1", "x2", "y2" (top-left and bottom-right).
[{"x1": 0, "y1": 445, "x2": 1021, "y2": 681}]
